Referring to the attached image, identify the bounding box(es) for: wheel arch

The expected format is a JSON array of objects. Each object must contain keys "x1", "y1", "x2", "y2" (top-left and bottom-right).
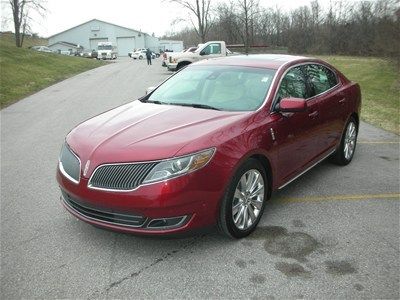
[
  {"x1": 350, "y1": 112, "x2": 359, "y2": 128},
  {"x1": 248, "y1": 154, "x2": 273, "y2": 200},
  {"x1": 177, "y1": 61, "x2": 192, "y2": 70}
]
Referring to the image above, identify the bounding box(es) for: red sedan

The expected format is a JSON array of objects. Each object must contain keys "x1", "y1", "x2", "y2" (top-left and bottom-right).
[{"x1": 57, "y1": 55, "x2": 361, "y2": 238}]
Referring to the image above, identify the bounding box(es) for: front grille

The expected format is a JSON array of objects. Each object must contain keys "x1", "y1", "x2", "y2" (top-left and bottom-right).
[
  {"x1": 59, "y1": 143, "x2": 80, "y2": 183},
  {"x1": 61, "y1": 190, "x2": 147, "y2": 227},
  {"x1": 88, "y1": 162, "x2": 157, "y2": 191}
]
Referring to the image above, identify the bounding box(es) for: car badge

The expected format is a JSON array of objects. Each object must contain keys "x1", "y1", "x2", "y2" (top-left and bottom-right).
[{"x1": 83, "y1": 160, "x2": 90, "y2": 177}]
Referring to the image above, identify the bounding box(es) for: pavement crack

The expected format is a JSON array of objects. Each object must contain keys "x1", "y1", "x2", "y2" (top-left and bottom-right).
[{"x1": 103, "y1": 235, "x2": 205, "y2": 294}]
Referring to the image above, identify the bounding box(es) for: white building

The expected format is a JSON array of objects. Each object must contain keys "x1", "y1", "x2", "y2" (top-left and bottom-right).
[
  {"x1": 48, "y1": 19, "x2": 166, "y2": 56},
  {"x1": 159, "y1": 39, "x2": 184, "y2": 52}
]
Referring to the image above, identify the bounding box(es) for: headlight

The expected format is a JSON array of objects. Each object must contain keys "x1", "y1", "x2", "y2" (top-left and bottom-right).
[{"x1": 142, "y1": 148, "x2": 215, "y2": 184}]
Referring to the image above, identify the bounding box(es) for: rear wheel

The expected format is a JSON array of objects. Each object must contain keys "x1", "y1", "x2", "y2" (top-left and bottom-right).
[
  {"x1": 218, "y1": 159, "x2": 268, "y2": 238},
  {"x1": 332, "y1": 117, "x2": 358, "y2": 165}
]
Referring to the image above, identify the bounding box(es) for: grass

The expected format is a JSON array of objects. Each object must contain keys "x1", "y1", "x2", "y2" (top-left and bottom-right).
[
  {"x1": 0, "y1": 33, "x2": 106, "y2": 108},
  {"x1": 318, "y1": 55, "x2": 399, "y2": 134}
]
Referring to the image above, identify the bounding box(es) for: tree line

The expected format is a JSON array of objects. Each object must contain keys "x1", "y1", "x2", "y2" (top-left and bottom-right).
[{"x1": 165, "y1": 0, "x2": 399, "y2": 57}]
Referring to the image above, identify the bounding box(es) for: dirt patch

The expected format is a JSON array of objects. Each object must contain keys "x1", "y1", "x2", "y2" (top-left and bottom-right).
[{"x1": 325, "y1": 260, "x2": 357, "y2": 275}]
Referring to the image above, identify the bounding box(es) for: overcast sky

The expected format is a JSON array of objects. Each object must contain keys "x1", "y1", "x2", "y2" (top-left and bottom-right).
[{"x1": 1, "y1": 0, "x2": 369, "y2": 38}]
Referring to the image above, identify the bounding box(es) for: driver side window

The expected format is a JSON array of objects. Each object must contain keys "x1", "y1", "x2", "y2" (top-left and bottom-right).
[
  {"x1": 201, "y1": 43, "x2": 222, "y2": 55},
  {"x1": 276, "y1": 66, "x2": 308, "y2": 103}
]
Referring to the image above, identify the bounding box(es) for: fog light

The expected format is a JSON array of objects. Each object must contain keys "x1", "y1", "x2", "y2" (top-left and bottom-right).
[{"x1": 147, "y1": 216, "x2": 188, "y2": 229}]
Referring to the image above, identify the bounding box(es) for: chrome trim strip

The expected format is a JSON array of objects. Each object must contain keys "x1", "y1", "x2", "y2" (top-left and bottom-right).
[
  {"x1": 87, "y1": 147, "x2": 216, "y2": 192},
  {"x1": 146, "y1": 215, "x2": 189, "y2": 230},
  {"x1": 59, "y1": 143, "x2": 81, "y2": 185},
  {"x1": 269, "y1": 61, "x2": 340, "y2": 113},
  {"x1": 278, "y1": 149, "x2": 336, "y2": 190},
  {"x1": 256, "y1": 59, "x2": 294, "y2": 113},
  {"x1": 61, "y1": 195, "x2": 145, "y2": 228},
  {"x1": 59, "y1": 161, "x2": 79, "y2": 184}
]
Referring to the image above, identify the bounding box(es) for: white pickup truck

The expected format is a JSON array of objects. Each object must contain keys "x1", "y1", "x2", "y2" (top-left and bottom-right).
[{"x1": 166, "y1": 41, "x2": 233, "y2": 71}]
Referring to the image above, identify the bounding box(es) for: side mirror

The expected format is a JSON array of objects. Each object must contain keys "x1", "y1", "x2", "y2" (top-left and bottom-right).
[
  {"x1": 279, "y1": 97, "x2": 307, "y2": 113},
  {"x1": 145, "y1": 87, "x2": 156, "y2": 95}
]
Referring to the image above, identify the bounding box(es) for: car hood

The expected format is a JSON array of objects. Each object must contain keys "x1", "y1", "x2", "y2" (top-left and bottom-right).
[
  {"x1": 67, "y1": 101, "x2": 247, "y2": 176},
  {"x1": 170, "y1": 52, "x2": 198, "y2": 60}
]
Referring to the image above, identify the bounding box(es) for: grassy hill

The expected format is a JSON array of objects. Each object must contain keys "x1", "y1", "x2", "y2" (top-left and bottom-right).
[
  {"x1": 320, "y1": 56, "x2": 399, "y2": 134},
  {"x1": 0, "y1": 33, "x2": 106, "y2": 108}
]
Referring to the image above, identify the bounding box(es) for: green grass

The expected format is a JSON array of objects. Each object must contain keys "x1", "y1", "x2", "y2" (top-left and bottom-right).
[
  {"x1": 318, "y1": 56, "x2": 399, "y2": 134},
  {"x1": 0, "y1": 34, "x2": 106, "y2": 108}
]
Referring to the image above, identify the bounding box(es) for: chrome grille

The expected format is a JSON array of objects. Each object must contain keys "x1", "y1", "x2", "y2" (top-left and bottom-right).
[
  {"x1": 88, "y1": 162, "x2": 157, "y2": 190},
  {"x1": 59, "y1": 143, "x2": 80, "y2": 183},
  {"x1": 61, "y1": 190, "x2": 146, "y2": 227}
]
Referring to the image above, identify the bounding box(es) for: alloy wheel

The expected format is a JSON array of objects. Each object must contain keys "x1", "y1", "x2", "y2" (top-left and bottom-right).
[
  {"x1": 344, "y1": 121, "x2": 357, "y2": 160},
  {"x1": 232, "y1": 169, "x2": 264, "y2": 230}
]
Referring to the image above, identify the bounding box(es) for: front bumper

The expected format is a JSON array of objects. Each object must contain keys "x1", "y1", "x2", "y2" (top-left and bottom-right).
[
  {"x1": 167, "y1": 63, "x2": 178, "y2": 71},
  {"x1": 56, "y1": 161, "x2": 225, "y2": 235}
]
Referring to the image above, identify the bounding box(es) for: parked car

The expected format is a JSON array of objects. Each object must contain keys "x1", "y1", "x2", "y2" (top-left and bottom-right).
[
  {"x1": 30, "y1": 46, "x2": 53, "y2": 53},
  {"x1": 57, "y1": 55, "x2": 361, "y2": 238},
  {"x1": 82, "y1": 49, "x2": 98, "y2": 58},
  {"x1": 131, "y1": 50, "x2": 146, "y2": 59},
  {"x1": 132, "y1": 50, "x2": 156, "y2": 59}
]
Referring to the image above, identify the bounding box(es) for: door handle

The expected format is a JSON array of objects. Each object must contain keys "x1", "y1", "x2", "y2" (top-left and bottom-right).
[
  {"x1": 339, "y1": 98, "x2": 346, "y2": 104},
  {"x1": 308, "y1": 111, "x2": 319, "y2": 118}
]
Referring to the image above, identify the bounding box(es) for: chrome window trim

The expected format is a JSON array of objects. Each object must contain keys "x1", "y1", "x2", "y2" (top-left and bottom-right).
[
  {"x1": 59, "y1": 143, "x2": 81, "y2": 184},
  {"x1": 87, "y1": 147, "x2": 216, "y2": 193},
  {"x1": 269, "y1": 61, "x2": 340, "y2": 113},
  {"x1": 256, "y1": 60, "x2": 293, "y2": 113}
]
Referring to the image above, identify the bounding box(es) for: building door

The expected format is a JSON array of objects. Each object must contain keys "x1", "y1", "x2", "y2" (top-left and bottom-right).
[
  {"x1": 89, "y1": 38, "x2": 108, "y2": 51},
  {"x1": 116, "y1": 37, "x2": 135, "y2": 56}
]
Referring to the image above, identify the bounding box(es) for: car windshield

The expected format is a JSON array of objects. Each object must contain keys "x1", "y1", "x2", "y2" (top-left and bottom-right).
[
  {"x1": 148, "y1": 65, "x2": 276, "y2": 111},
  {"x1": 98, "y1": 45, "x2": 112, "y2": 50}
]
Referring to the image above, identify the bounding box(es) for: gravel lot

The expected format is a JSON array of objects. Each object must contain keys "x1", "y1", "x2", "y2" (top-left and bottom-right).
[{"x1": 1, "y1": 57, "x2": 399, "y2": 299}]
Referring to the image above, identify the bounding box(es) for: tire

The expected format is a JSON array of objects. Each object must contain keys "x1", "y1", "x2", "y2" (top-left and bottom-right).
[
  {"x1": 218, "y1": 159, "x2": 268, "y2": 238},
  {"x1": 176, "y1": 62, "x2": 190, "y2": 71},
  {"x1": 331, "y1": 117, "x2": 358, "y2": 165},
  {"x1": 139, "y1": 55, "x2": 143, "y2": 60}
]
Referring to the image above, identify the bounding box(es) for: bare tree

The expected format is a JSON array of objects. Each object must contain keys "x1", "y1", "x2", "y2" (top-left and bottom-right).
[
  {"x1": 9, "y1": 0, "x2": 46, "y2": 47},
  {"x1": 168, "y1": 0, "x2": 213, "y2": 43},
  {"x1": 234, "y1": 0, "x2": 260, "y2": 53}
]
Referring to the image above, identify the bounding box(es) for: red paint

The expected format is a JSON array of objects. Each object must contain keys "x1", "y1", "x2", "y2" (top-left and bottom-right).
[{"x1": 57, "y1": 55, "x2": 361, "y2": 235}]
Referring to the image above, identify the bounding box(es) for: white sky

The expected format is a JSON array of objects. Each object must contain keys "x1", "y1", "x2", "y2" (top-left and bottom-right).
[{"x1": 1, "y1": 0, "x2": 370, "y2": 38}]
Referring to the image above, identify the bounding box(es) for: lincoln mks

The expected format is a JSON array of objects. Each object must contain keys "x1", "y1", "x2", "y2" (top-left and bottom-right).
[{"x1": 57, "y1": 55, "x2": 361, "y2": 238}]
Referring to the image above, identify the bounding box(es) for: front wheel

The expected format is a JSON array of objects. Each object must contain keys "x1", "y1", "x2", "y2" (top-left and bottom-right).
[
  {"x1": 218, "y1": 159, "x2": 268, "y2": 238},
  {"x1": 331, "y1": 117, "x2": 358, "y2": 165}
]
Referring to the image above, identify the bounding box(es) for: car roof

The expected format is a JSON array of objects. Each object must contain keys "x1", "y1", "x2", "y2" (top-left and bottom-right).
[{"x1": 195, "y1": 54, "x2": 313, "y2": 70}]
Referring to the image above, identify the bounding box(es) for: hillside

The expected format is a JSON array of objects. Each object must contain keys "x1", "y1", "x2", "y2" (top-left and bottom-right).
[
  {"x1": 320, "y1": 56, "x2": 399, "y2": 134},
  {"x1": 0, "y1": 34, "x2": 106, "y2": 108}
]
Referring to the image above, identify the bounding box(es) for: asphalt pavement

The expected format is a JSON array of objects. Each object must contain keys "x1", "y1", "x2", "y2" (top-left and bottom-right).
[{"x1": 1, "y1": 57, "x2": 399, "y2": 299}]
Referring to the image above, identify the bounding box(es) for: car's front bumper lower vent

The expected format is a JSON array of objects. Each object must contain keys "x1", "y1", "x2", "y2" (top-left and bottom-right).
[
  {"x1": 88, "y1": 162, "x2": 157, "y2": 191},
  {"x1": 61, "y1": 190, "x2": 147, "y2": 227}
]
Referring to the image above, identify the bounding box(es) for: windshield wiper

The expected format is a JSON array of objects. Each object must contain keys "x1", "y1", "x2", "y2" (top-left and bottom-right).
[
  {"x1": 168, "y1": 102, "x2": 220, "y2": 111},
  {"x1": 143, "y1": 99, "x2": 163, "y2": 104}
]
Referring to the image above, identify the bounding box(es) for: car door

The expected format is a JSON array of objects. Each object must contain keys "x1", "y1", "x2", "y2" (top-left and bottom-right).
[
  {"x1": 271, "y1": 65, "x2": 322, "y2": 185},
  {"x1": 304, "y1": 64, "x2": 345, "y2": 152}
]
